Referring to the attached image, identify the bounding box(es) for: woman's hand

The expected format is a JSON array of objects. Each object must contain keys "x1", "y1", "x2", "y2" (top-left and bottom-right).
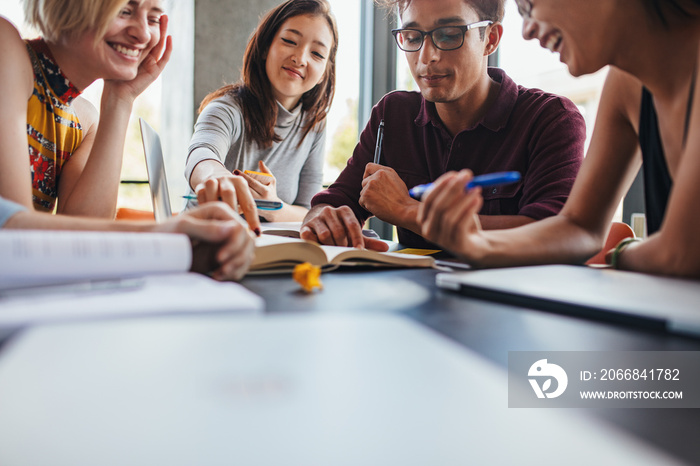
[
  {"x1": 239, "y1": 160, "x2": 312, "y2": 221},
  {"x1": 239, "y1": 160, "x2": 283, "y2": 203},
  {"x1": 417, "y1": 170, "x2": 485, "y2": 259},
  {"x1": 194, "y1": 173, "x2": 261, "y2": 236}
]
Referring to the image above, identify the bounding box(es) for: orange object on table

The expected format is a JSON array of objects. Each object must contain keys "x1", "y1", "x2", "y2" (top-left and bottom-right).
[{"x1": 293, "y1": 262, "x2": 323, "y2": 293}]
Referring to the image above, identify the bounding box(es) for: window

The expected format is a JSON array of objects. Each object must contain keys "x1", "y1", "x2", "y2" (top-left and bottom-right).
[
  {"x1": 324, "y1": 0, "x2": 362, "y2": 185},
  {"x1": 499, "y1": 2, "x2": 608, "y2": 154},
  {"x1": 498, "y1": 3, "x2": 618, "y2": 221}
]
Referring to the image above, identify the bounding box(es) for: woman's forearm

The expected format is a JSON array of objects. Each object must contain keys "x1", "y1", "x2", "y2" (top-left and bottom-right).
[
  {"x1": 58, "y1": 93, "x2": 134, "y2": 218},
  {"x1": 189, "y1": 158, "x2": 231, "y2": 189}
]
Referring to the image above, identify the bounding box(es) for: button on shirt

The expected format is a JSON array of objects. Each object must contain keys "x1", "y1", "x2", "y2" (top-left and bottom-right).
[{"x1": 312, "y1": 68, "x2": 585, "y2": 248}]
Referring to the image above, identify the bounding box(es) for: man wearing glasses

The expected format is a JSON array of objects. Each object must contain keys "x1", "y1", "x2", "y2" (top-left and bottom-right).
[{"x1": 301, "y1": 0, "x2": 585, "y2": 251}]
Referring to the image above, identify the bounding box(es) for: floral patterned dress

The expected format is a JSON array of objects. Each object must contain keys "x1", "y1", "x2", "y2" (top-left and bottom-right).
[{"x1": 25, "y1": 38, "x2": 83, "y2": 212}]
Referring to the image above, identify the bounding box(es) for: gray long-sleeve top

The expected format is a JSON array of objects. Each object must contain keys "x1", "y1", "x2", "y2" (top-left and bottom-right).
[{"x1": 184, "y1": 93, "x2": 325, "y2": 208}]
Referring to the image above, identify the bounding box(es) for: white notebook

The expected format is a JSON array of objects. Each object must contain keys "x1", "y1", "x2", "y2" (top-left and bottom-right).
[
  {"x1": 0, "y1": 272, "x2": 263, "y2": 325},
  {"x1": 0, "y1": 314, "x2": 683, "y2": 465}
]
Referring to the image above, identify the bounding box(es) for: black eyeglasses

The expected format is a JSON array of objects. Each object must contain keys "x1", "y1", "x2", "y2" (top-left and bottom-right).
[
  {"x1": 391, "y1": 21, "x2": 493, "y2": 52},
  {"x1": 514, "y1": 0, "x2": 533, "y2": 18}
]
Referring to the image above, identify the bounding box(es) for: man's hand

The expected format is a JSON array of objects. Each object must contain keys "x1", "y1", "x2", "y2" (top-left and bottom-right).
[
  {"x1": 300, "y1": 204, "x2": 388, "y2": 251},
  {"x1": 360, "y1": 163, "x2": 420, "y2": 232}
]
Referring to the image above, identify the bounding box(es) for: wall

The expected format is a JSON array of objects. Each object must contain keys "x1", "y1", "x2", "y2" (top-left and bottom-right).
[
  {"x1": 194, "y1": 0, "x2": 281, "y2": 110},
  {"x1": 160, "y1": 0, "x2": 195, "y2": 205},
  {"x1": 162, "y1": 0, "x2": 279, "y2": 206}
]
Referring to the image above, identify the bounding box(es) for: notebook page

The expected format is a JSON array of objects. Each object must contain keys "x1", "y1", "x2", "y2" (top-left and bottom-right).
[{"x1": 0, "y1": 230, "x2": 191, "y2": 290}]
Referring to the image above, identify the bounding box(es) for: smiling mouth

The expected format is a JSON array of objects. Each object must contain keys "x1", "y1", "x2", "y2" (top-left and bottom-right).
[
  {"x1": 283, "y1": 67, "x2": 304, "y2": 79},
  {"x1": 110, "y1": 43, "x2": 140, "y2": 58},
  {"x1": 544, "y1": 34, "x2": 562, "y2": 53}
]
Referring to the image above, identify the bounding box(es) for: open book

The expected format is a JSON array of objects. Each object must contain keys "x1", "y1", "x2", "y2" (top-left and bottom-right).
[
  {"x1": 0, "y1": 230, "x2": 263, "y2": 324},
  {"x1": 0, "y1": 230, "x2": 194, "y2": 289},
  {"x1": 260, "y1": 222, "x2": 304, "y2": 239},
  {"x1": 250, "y1": 234, "x2": 436, "y2": 274}
]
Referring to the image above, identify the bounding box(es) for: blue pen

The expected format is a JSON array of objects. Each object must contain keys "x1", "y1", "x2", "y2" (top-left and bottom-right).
[
  {"x1": 182, "y1": 195, "x2": 283, "y2": 211},
  {"x1": 409, "y1": 171, "x2": 521, "y2": 200}
]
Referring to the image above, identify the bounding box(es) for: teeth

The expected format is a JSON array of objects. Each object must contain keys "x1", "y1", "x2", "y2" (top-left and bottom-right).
[
  {"x1": 545, "y1": 34, "x2": 561, "y2": 52},
  {"x1": 112, "y1": 44, "x2": 140, "y2": 57}
]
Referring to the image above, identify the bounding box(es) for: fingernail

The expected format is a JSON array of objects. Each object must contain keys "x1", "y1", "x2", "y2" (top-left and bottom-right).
[
  {"x1": 233, "y1": 169, "x2": 241, "y2": 175},
  {"x1": 254, "y1": 227, "x2": 261, "y2": 237}
]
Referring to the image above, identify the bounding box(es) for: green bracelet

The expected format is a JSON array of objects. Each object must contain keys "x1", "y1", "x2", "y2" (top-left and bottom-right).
[{"x1": 610, "y1": 237, "x2": 641, "y2": 269}]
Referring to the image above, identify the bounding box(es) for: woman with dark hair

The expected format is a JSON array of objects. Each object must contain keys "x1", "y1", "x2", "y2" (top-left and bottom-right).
[
  {"x1": 185, "y1": 0, "x2": 338, "y2": 222},
  {"x1": 417, "y1": 0, "x2": 700, "y2": 278}
]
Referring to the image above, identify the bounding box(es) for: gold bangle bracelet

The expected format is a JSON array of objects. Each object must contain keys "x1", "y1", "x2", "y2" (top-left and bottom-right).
[{"x1": 610, "y1": 237, "x2": 641, "y2": 269}]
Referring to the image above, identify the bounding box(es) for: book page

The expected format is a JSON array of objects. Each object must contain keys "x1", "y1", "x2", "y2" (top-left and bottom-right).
[
  {"x1": 252, "y1": 235, "x2": 329, "y2": 271},
  {"x1": 260, "y1": 222, "x2": 303, "y2": 238},
  {"x1": 320, "y1": 245, "x2": 434, "y2": 268},
  {"x1": 254, "y1": 234, "x2": 309, "y2": 248},
  {"x1": 0, "y1": 230, "x2": 192, "y2": 290},
  {"x1": 251, "y1": 235, "x2": 434, "y2": 272},
  {"x1": 250, "y1": 235, "x2": 435, "y2": 273}
]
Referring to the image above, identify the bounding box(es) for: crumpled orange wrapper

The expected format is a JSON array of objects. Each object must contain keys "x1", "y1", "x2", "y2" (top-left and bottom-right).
[{"x1": 293, "y1": 262, "x2": 323, "y2": 293}]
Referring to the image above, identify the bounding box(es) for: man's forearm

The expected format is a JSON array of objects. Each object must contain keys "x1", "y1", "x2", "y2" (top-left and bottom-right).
[{"x1": 374, "y1": 201, "x2": 422, "y2": 235}]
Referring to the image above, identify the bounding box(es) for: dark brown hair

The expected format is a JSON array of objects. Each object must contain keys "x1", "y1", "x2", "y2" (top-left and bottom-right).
[
  {"x1": 199, "y1": 0, "x2": 338, "y2": 149},
  {"x1": 377, "y1": 0, "x2": 505, "y2": 23},
  {"x1": 641, "y1": 0, "x2": 700, "y2": 27}
]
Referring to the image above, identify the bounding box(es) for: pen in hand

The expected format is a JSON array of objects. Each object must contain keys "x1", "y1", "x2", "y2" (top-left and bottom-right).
[
  {"x1": 408, "y1": 171, "x2": 521, "y2": 200},
  {"x1": 373, "y1": 120, "x2": 385, "y2": 164}
]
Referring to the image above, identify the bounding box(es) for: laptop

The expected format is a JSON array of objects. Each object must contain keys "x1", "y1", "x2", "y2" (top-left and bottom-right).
[
  {"x1": 139, "y1": 118, "x2": 283, "y2": 220},
  {"x1": 437, "y1": 264, "x2": 700, "y2": 337},
  {"x1": 139, "y1": 118, "x2": 173, "y2": 223},
  {"x1": 0, "y1": 313, "x2": 682, "y2": 465}
]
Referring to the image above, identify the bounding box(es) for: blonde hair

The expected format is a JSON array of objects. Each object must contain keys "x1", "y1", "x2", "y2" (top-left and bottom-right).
[{"x1": 22, "y1": 0, "x2": 127, "y2": 42}]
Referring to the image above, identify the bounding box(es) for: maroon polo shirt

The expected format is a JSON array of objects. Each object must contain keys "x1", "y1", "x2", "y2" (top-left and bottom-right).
[{"x1": 312, "y1": 67, "x2": 585, "y2": 248}]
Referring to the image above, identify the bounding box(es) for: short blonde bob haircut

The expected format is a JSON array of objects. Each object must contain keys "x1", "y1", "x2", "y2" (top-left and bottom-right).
[{"x1": 22, "y1": 0, "x2": 128, "y2": 43}]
